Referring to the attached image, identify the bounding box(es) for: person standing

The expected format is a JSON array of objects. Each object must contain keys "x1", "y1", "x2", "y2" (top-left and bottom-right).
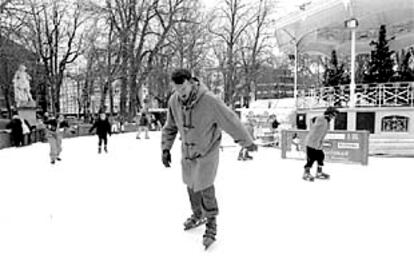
[
  {"x1": 44, "y1": 114, "x2": 71, "y2": 164},
  {"x1": 136, "y1": 112, "x2": 150, "y2": 139},
  {"x1": 6, "y1": 114, "x2": 23, "y2": 147},
  {"x1": 238, "y1": 116, "x2": 255, "y2": 160},
  {"x1": 89, "y1": 112, "x2": 112, "y2": 153},
  {"x1": 150, "y1": 114, "x2": 162, "y2": 131},
  {"x1": 303, "y1": 107, "x2": 339, "y2": 181},
  {"x1": 21, "y1": 119, "x2": 31, "y2": 146},
  {"x1": 161, "y1": 69, "x2": 257, "y2": 250}
]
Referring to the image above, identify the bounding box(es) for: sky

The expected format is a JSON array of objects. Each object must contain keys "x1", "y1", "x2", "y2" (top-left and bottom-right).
[{"x1": 202, "y1": 0, "x2": 313, "y2": 13}]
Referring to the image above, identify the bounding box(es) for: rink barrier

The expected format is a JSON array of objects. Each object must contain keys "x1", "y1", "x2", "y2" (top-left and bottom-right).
[{"x1": 281, "y1": 129, "x2": 370, "y2": 165}]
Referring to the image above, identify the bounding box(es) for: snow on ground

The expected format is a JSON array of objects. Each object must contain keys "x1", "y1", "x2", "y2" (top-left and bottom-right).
[{"x1": 0, "y1": 132, "x2": 413, "y2": 262}]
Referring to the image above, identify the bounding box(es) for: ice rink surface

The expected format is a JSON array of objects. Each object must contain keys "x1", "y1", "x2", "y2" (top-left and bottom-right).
[{"x1": 0, "y1": 132, "x2": 413, "y2": 262}]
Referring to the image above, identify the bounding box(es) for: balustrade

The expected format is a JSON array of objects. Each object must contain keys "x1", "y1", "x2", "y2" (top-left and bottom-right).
[{"x1": 297, "y1": 82, "x2": 414, "y2": 109}]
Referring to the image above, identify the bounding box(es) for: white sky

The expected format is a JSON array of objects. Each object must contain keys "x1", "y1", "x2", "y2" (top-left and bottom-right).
[{"x1": 202, "y1": 0, "x2": 312, "y2": 13}]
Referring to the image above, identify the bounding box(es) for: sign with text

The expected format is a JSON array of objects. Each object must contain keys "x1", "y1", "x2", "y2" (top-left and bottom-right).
[{"x1": 281, "y1": 129, "x2": 369, "y2": 165}]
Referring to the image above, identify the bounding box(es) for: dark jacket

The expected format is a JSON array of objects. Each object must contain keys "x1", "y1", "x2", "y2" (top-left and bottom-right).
[
  {"x1": 44, "y1": 118, "x2": 70, "y2": 138},
  {"x1": 271, "y1": 119, "x2": 280, "y2": 129},
  {"x1": 139, "y1": 114, "x2": 149, "y2": 126},
  {"x1": 44, "y1": 118, "x2": 69, "y2": 132},
  {"x1": 89, "y1": 118, "x2": 112, "y2": 137},
  {"x1": 6, "y1": 118, "x2": 23, "y2": 136},
  {"x1": 162, "y1": 83, "x2": 254, "y2": 191}
]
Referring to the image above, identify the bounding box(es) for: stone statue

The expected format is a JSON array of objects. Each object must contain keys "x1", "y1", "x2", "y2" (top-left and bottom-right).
[{"x1": 13, "y1": 64, "x2": 33, "y2": 106}]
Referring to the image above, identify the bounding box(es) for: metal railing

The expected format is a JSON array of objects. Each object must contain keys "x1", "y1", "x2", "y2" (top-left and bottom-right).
[{"x1": 297, "y1": 82, "x2": 414, "y2": 109}]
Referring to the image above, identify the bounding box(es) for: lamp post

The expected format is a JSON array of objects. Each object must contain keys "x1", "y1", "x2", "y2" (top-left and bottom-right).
[
  {"x1": 282, "y1": 28, "x2": 317, "y2": 107},
  {"x1": 345, "y1": 18, "x2": 358, "y2": 107}
]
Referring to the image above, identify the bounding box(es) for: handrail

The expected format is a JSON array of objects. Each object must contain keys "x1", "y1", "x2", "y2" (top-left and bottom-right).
[{"x1": 297, "y1": 82, "x2": 414, "y2": 109}]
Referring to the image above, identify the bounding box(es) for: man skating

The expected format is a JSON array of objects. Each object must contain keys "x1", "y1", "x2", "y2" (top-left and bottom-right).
[
  {"x1": 303, "y1": 107, "x2": 339, "y2": 181},
  {"x1": 161, "y1": 69, "x2": 257, "y2": 250}
]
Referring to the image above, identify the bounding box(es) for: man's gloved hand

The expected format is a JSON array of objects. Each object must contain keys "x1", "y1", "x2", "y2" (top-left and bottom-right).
[
  {"x1": 245, "y1": 143, "x2": 258, "y2": 152},
  {"x1": 162, "y1": 149, "x2": 171, "y2": 167}
]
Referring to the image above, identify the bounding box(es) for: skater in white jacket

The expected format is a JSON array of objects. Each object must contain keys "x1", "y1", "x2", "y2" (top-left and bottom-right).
[{"x1": 303, "y1": 107, "x2": 339, "y2": 181}]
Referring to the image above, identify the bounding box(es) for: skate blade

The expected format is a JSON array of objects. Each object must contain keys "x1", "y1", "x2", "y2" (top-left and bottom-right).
[
  {"x1": 316, "y1": 176, "x2": 329, "y2": 180},
  {"x1": 302, "y1": 177, "x2": 314, "y2": 182}
]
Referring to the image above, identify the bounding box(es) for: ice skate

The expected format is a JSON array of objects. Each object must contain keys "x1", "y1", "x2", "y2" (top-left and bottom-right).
[
  {"x1": 183, "y1": 214, "x2": 207, "y2": 231},
  {"x1": 98, "y1": 147, "x2": 101, "y2": 154},
  {"x1": 244, "y1": 151, "x2": 253, "y2": 160},
  {"x1": 51, "y1": 160, "x2": 55, "y2": 165},
  {"x1": 315, "y1": 167, "x2": 330, "y2": 180},
  {"x1": 56, "y1": 157, "x2": 61, "y2": 161},
  {"x1": 315, "y1": 172, "x2": 330, "y2": 180},
  {"x1": 104, "y1": 146, "x2": 108, "y2": 153},
  {"x1": 237, "y1": 151, "x2": 246, "y2": 161},
  {"x1": 302, "y1": 167, "x2": 314, "y2": 182},
  {"x1": 203, "y1": 217, "x2": 217, "y2": 250}
]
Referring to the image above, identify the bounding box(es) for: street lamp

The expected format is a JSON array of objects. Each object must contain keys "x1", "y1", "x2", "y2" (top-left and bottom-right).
[
  {"x1": 282, "y1": 28, "x2": 318, "y2": 106},
  {"x1": 345, "y1": 17, "x2": 359, "y2": 107}
]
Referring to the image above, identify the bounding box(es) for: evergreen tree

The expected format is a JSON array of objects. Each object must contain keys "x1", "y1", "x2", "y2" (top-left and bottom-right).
[
  {"x1": 365, "y1": 25, "x2": 395, "y2": 83},
  {"x1": 323, "y1": 50, "x2": 348, "y2": 86},
  {"x1": 400, "y1": 47, "x2": 414, "y2": 81}
]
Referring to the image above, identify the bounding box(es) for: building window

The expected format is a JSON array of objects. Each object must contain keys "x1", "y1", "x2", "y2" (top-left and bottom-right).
[{"x1": 381, "y1": 115, "x2": 409, "y2": 132}]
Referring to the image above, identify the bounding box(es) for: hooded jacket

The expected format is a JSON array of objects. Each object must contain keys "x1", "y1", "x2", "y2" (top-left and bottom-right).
[
  {"x1": 305, "y1": 115, "x2": 330, "y2": 150},
  {"x1": 162, "y1": 82, "x2": 254, "y2": 191}
]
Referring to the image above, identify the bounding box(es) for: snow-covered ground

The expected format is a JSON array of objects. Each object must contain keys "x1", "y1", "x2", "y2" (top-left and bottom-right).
[{"x1": 0, "y1": 132, "x2": 413, "y2": 262}]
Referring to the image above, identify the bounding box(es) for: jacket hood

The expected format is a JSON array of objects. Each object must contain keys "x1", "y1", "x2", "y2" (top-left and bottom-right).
[{"x1": 177, "y1": 81, "x2": 208, "y2": 109}]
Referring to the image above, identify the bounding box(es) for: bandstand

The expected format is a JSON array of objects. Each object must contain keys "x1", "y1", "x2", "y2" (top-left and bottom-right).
[
  {"x1": 276, "y1": 0, "x2": 414, "y2": 155},
  {"x1": 296, "y1": 82, "x2": 414, "y2": 155}
]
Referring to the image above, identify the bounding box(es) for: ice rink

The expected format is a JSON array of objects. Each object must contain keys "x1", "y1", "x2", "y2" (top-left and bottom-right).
[{"x1": 0, "y1": 131, "x2": 413, "y2": 262}]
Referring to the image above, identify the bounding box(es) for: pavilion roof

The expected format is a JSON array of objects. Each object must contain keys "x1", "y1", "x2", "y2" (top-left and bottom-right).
[{"x1": 275, "y1": 0, "x2": 414, "y2": 56}]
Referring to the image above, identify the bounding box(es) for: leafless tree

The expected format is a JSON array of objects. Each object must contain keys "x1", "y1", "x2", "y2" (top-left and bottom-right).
[
  {"x1": 106, "y1": 0, "x2": 190, "y2": 119},
  {"x1": 209, "y1": 0, "x2": 256, "y2": 107},
  {"x1": 238, "y1": 0, "x2": 275, "y2": 106},
  {"x1": 22, "y1": 0, "x2": 87, "y2": 114}
]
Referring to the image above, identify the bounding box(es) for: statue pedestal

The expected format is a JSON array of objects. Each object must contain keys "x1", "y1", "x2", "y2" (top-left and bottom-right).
[{"x1": 16, "y1": 101, "x2": 37, "y2": 126}]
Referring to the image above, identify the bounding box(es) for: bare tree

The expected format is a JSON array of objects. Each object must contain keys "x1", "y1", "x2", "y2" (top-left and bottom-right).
[
  {"x1": 22, "y1": 0, "x2": 87, "y2": 114},
  {"x1": 238, "y1": 0, "x2": 275, "y2": 106},
  {"x1": 107, "y1": 0, "x2": 189, "y2": 119},
  {"x1": 168, "y1": 0, "x2": 212, "y2": 74},
  {"x1": 209, "y1": 0, "x2": 256, "y2": 107},
  {"x1": 0, "y1": 0, "x2": 51, "y2": 117}
]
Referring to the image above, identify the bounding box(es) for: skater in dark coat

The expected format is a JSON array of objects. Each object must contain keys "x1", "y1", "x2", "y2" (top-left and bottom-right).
[
  {"x1": 303, "y1": 107, "x2": 339, "y2": 181},
  {"x1": 161, "y1": 69, "x2": 258, "y2": 250},
  {"x1": 89, "y1": 112, "x2": 112, "y2": 153},
  {"x1": 6, "y1": 114, "x2": 24, "y2": 147}
]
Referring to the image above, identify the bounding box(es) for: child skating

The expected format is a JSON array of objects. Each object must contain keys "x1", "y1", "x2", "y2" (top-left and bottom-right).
[
  {"x1": 303, "y1": 107, "x2": 339, "y2": 181},
  {"x1": 89, "y1": 112, "x2": 112, "y2": 153},
  {"x1": 44, "y1": 114, "x2": 71, "y2": 164}
]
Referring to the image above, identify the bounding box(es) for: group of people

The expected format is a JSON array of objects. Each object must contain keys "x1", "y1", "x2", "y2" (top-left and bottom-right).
[{"x1": 3, "y1": 67, "x2": 338, "y2": 251}]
